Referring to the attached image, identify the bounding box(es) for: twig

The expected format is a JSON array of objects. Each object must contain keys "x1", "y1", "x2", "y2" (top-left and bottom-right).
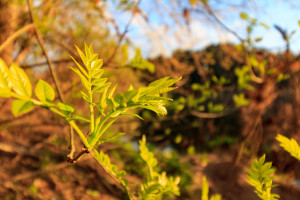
[
  {"x1": 67, "y1": 147, "x2": 90, "y2": 164},
  {"x1": 26, "y1": 0, "x2": 64, "y2": 102},
  {"x1": 26, "y1": 0, "x2": 77, "y2": 159},
  {"x1": 104, "y1": 0, "x2": 141, "y2": 65},
  {"x1": 0, "y1": 23, "x2": 34, "y2": 54},
  {"x1": 68, "y1": 126, "x2": 76, "y2": 159},
  {"x1": 21, "y1": 58, "x2": 72, "y2": 68},
  {"x1": 197, "y1": 5, "x2": 245, "y2": 42},
  {"x1": 190, "y1": 108, "x2": 239, "y2": 119}
]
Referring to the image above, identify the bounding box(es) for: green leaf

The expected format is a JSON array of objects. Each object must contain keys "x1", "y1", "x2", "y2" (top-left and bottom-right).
[
  {"x1": 139, "y1": 135, "x2": 181, "y2": 200},
  {"x1": 57, "y1": 102, "x2": 74, "y2": 115},
  {"x1": 75, "y1": 45, "x2": 88, "y2": 68},
  {"x1": 9, "y1": 63, "x2": 32, "y2": 98},
  {"x1": 202, "y1": 176, "x2": 209, "y2": 200},
  {"x1": 259, "y1": 22, "x2": 270, "y2": 30},
  {"x1": 35, "y1": 79, "x2": 55, "y2": 102},
  {"x1": 70, "y1": 56, "x2": 88, "y2": 77},
  {"x1": 0, "y1": 58, "x2": 11, "y2": 90},
  {"x1": 69, "y1": 67, "x2": 90, "y2": 91},
  {"x1": 233, "y1": 93, "x2": 250, "y2": 107},
  {"x1": 107, "y1": 85, "x2": 117, "y2": 99},
  {"x1": 0, "y1": 89, "x2": 11, "y2": 98},
  {"x1": 70, "y1": 115, "x2": 90, "y2": 122},
  {"x1": 247, "y1": 155, "x2": 279, "y2": 200},
  {"x1": 97, "y1": 132, "x2": 125, "y2": 145},
  {"x1": 139, "y1": 135, "x2": 158, "y2": 172},
  {"x1": 92, "y1": 149, "x2": 131, "y2": 197},
  {"x1": 240, "y1": 12, "x2": 249, "y2": 20},
  {"x1": 121, "y1": 112, "x2": 143, "y2": 120},
  {"x1": 92, "y1": 83, "x2": 110, "y2": 93},
  {"x1": 125, "y1": 89, "x2": 139, "y2": 102},
  {"x1": 276, "y1": 134, "x2": 300, "y2": 161},
  {"x1": 11, "y1": 99, "x2": 35, "y2": 116}
]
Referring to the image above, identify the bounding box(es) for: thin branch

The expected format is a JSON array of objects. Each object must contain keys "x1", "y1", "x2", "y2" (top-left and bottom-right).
[
  {"x1": 198, "y1": 5, "x2": 245, "y2": 42},
  {"x1": 26, "y1": 0, "x2": 78, "y2": 158},
  {"x1": 26, "y1": 0, "x2": 64, "y2": 102},
  {"x1": 0, "y1": 23, "x2": 34, "y2": 53},
  {"x1": 68, "y1": 126, "x2": 76, "y2": 159},
  {"x1": 67, "y1": 147, "x2": 89, "y2": 164},
  {"x1": 190, "y1": 107, "x2": 239, "y2": 118},
  {"x1": 104, "y1": 0, "x2": 141, "y2": 66},
  {"x1": 21, "y1": 58, "x2": 72, "y2": 68}
]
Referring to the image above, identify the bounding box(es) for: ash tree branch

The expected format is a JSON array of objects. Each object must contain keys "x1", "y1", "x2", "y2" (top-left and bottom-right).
[
  {"x1": 0, "y1": 23, "x2": 35, "y2": 54},
  {"x1": 26, "y1": 0, "x2": 78, "y2": 160},
  {"x1": 104, "y1": 0, "x2": 142, "y2": 66},
  {"x1": 26, "y1": 0, "x2": 64, "y2": 102}
]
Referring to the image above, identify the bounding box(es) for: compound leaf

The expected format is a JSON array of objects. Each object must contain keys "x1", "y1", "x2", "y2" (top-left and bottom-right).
[{"x1": 276, "y1": 134, "x2": 300, "y2": 161}]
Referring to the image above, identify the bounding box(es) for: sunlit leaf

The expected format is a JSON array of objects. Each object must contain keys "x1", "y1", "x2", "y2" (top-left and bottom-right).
[
  {"x1": 35, "y1": 79, "x2": 55, "y2": 102},
  {"x1": 69, "y1": 67, "x2": 90, "y2": 91},
  {"x1": 9, "y1": 64, "x2": 32, "y2": 98},
  {"x1": 11, "y1": 99, "x2": 35, "y2": 116},
  {"x1": 57, "y1": 102, "x2": 74, "y2": 115},
  {"x1": 0, "y1": 89, "x2": 11, "y2": 98},
  {"x1": 259, "y1": 22, "x2": 270, "y2": 30},
  {"x1": 97, "y1": 132, "x2": 125, "y2": 145},
  {"x1": 240, "y1": 12, "x2": 249, "y2": 20},
  {"x1": 247, "y1": 155, "x2": 279, "y2": 200},
  {"x1": 276, "y1": 134, "x2": 300, "y2": 161},
  {"x1": 0, "y1": 58, "x2": 11, "y2": 90}
]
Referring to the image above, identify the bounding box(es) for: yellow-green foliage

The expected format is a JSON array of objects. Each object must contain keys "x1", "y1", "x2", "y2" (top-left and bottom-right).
[
  {"x1": 247, "y1": 155, "x2": 279, "y2": 200},
  {"x1": 0, "y1": 44, "x2": 181, "y2": 200},
  {"x1": 201, "y1": 176, "x2": 222, "y2": 200},
  {"x1": 276, "y1": 134, "x2": 300, "y2": 161},
  {"x1": 139, "y1": 135, "x2": 180, "y2": 200}
]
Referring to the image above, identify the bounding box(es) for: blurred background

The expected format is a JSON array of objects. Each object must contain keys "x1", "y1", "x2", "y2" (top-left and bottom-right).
[{"x1": 0, "y1": 0, "x2": 300, "y2": 199}]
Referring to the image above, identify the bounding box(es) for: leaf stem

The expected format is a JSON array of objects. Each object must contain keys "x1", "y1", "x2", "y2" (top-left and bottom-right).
[
  {"x1": 90, "y1": 104, "x2": 95, "y2": 133},
  {"x1": 90, "y1": 111, "x2": 117, "y2": 147},
  {"x1": 69, "y1": 120, "x2": 90, "y2": 149},
  {"x1": 48, "y1": 107, "x2": 90, "y2": 149}
]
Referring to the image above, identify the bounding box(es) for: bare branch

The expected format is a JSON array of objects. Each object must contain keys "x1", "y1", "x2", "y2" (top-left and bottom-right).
[
  {"x1": 104, "y1": 0, "x2": 142, "y2": 65},
  {"x1": 0, "y1": 23, "x2": 34, "y2": 54},
  {"x1": 26, "y1": 0, "x2": 65, "y2": 102}
]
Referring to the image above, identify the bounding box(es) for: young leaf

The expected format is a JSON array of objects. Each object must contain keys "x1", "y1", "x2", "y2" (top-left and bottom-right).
[
  {"x1": 139, "y1": 135, "x2": 158, "y2": 177},
  {"x1": 9, "y1": 64, "x2": 32, "y2": 98},
  {"x1": 121, "y1": 112, "x2": 143, "y2": 120},
  {"x1": 247, "y1": 155, "x2": 279, "y2": 200},
  {"x1": 139, "y1": 136, "x2": 181, "y2": 200},
  {"x1": 69, "y1": 67, "x2": 90, "y2": 91},
  {"x1": 11, "y1": 99, "x2": 35, "y2": 116},
  {"x1": 35, "y1": 79, "x2": 55, "y2": 102},
  {"x1": 240, "y1": 12, "x2": 249, "y2": 20},
  {"x1": 57, "y1": 102, "x2": 74, "y2": 116},
  {"x1": 0, "y1": 89, "x2": 11, "y2": 98},
  {"x1": 75, "y1": 45, "x2": 88, "y2": 68},
  {"x1": 96, "y1": 132, "x2": 125, "y2": 145},
  {"x1": 276, "y1": 134, "x2": 300, "y2": 161},
  {"x1": 233, "y1": 93, "x2": 250, "y2": 107},
  {"x1": 92, "y1": 149, "x2": 131, "y2": 198},
  {"x1": 0, "y1": 58, "x2": 11, "y2": 90},
  {"x1": 69, "y1": 56, "x2": 88, "y2": 77}
]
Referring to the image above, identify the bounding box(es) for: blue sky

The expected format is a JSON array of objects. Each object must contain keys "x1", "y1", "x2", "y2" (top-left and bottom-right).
[{"x1": 109, "y1": 0, "x2": 300, "y2": 57}]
